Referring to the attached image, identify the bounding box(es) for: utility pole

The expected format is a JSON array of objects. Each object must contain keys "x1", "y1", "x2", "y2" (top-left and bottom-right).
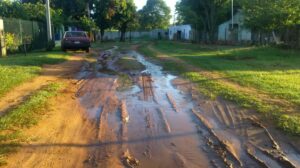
[
  {"x1": 45, "y1": 0, "x2": 52, "y2": 41},
  {"x1": 231, "y1": 0, "x2": 234, "y2": 29}
]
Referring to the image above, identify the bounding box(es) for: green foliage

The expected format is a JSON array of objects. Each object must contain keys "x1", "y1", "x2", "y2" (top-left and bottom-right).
[
  {"x1": 278, "y1": 115, "x2": 300, "y2": 135},
  {"x1": 241, "y1": 0, "x2": 300, "y2": 31},
  {"x1": 79, "y1": 15, "x2": 98, "y2": 32},
  {"x1": 46, "y1": 40, "x2": 56, "y2": 51},
  {"x1": 4, "y1": 33, "x2": 20, "y2": 53},
  {"x1": 93, "y1": 0, "x2": 137, "y2": 41},
  {"x1": 113, "y1": 0, "x2": 137, "y2": 41},
  {"x1": 138, "y1": 0, "x2": 171, "y2": 30},
  {"x1": 94, "y1": 0, "x2": 116, "y2": 35},
  {"x1": 176, "y1": 0, "x2": 231, "y2": 42},
  {"x1": 0, "y1": 1, "x2": 63, "y2": 26}
]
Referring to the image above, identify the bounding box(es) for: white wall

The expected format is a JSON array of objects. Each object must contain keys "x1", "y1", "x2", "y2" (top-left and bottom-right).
[
  {"x1": 169, "y1": 25, "x2": 192, "y2": 40},
  {"x1": 102, "y1": 31, "x2": 152, "y2": 40},
  {"x1": 218, "y1": 12, "x2": 252, "y2": 42}
]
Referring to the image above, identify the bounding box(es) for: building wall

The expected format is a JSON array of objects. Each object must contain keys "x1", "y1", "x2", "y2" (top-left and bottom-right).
[
  {"x1": 218, "y1": 12, "x2": 252, "y2": 42},
  {"x1": 169, "y1": 25, "x2": 192, "y2": 40}
]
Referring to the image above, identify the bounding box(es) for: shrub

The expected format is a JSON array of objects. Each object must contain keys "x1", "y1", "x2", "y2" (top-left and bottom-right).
[
  {"x1": 46, "y1": 40, "x2": 55, "y2": 51},
  {"x1": 4, "y1": 33, "x2": 20, "y2": 53}
]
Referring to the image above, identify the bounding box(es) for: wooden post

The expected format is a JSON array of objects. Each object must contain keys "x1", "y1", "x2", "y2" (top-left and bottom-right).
[{"x1": 0, "y1": 18, "x2": 6, "y2": 57}]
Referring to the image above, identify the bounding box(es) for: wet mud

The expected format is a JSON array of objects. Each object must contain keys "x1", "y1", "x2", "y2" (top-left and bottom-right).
[
  {"x1": 75, "y1": 47, "x2": 300, "y2": 168},
  {"x1": 7, "y1": 47, "x2": 300, "y2": 168}
]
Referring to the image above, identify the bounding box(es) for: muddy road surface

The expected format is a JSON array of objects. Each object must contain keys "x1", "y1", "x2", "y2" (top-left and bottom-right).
[{"x1": 6, "y1": 47, "x2": 300, "y2": 168}]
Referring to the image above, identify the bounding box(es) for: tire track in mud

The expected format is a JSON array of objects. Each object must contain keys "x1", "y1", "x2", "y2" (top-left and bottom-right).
[
  {"x1": 80, "y1": 49, "x2": 300, "y2": 168},
  {"x1": 166, "y1": 93, "x2": 179, "y2": 113},
  {"x1": 157, "y1": 108, "x2": 172, "y2": 133},
  {"x1": 192, "y1": 99, "x2": 299, "y2": 168},
  {"x1": 139, "y1": 73, "x2": 157, "y2": 102},
  {"x1": 191, "y1": 109, "x2": 243, "y2": 168}
]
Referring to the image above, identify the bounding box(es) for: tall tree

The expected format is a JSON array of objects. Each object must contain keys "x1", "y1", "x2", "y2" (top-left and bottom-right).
[
  {"x1": 176, "y1": 0, "x2": 231, "y2": 43},
  {"x1": 138, "y1": 0, "x2": 171, "y2": 30},
  {"x1": 113, "y1": 0, "x2": 137, "y2": 42},
  {"x1": 93, "y1": 0, "x2": 116, "y2": 41},
  {"x1": 21, "y1": 0, "x2": 91, "y2": 27},
  {"x1": 0, "y1": 0, "x2": 63, "y2": 26},
  {"x1": 241, "y1": 0, "x2": 300, "y2": 45}
]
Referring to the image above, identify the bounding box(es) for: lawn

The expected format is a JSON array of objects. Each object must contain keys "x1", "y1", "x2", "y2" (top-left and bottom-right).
[
  {"x1": 0, "y1": 51, "x2": 69, "y2": 98},
  {"x1": 153, "y1": 41, "x2": 300, "y2": 105},
  {"x1": 139, "y1": 41, "x2": 300, "y2": 135}
]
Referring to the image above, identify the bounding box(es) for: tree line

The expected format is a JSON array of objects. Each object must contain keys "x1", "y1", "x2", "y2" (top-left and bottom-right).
[
  {"x1": 176, "y1": 0, "x2": 300, "y2": 47},
  {"x1": 0, "y1": 0, "x2": 172, "y2": 42}
]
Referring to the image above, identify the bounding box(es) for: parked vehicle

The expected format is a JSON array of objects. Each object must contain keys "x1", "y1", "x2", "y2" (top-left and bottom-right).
[{"x1": 61, "y1": 31, "x2": 90, "y2": 52}]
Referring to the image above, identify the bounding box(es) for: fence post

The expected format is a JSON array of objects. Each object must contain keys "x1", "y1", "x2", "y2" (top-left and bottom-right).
[{"x1": 0, "y1": 18, "x2": 6, "y2": 57}]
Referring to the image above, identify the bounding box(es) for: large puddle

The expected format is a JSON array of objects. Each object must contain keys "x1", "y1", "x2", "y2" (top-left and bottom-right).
[{"x1": 76, "y1": 48, "x2": 300, "y2": 168}]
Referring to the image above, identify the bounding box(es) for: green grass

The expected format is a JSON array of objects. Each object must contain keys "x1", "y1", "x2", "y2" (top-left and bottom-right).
[
  {"x1": 139, "y1": 41, "x2": 300, "y2": 135},
  {"x1": 117, "y1": 74, "x2": 133, "y2": 91},
  {"x1": 0, "y1": 51, "x2": 69, "y2": 98},
  {"x1": 0, "y1": 83, "x2": 63, "y2": 166},
  {"x1": 153, "y1": 41, "x2": 300, "y2": 106},
  {"x1": 115, "y1": 56, "x2": 145, "y2": 72}
]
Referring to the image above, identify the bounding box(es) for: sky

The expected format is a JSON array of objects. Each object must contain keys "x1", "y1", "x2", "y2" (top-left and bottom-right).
[{"x1": 134, "y1": 0, "x2": 179, "y2": 17}]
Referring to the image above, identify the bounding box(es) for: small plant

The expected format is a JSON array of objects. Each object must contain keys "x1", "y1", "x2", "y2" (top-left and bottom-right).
[
  {"x1": 4, "y1": 33, "x2": 20, "y2": 53},
  {"x1": 46, "y1": 40, "x2": 55, "y2": 51}
]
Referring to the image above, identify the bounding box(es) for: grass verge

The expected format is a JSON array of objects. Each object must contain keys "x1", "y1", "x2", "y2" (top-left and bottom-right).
[
  {"x1": 115, "y1": 56, "x2": 145, "y2": 72},
  {"x1": 138, "y1": 42, "x2": 300, "y2": 136},
  {"x1": 0, "y1": 83, "x2": 64, "y2": 166},
  {"x1": 0, "y1": 51, "x2": 69, "y2": 98}
]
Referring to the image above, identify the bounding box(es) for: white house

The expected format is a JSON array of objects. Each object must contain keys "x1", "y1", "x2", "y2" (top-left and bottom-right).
[
  {"x1": 218, "y1": 11, "x2": 252, "y2": 42},
  {"x1": 169, "y1": 25, "x2": 192, "y2": 40}
]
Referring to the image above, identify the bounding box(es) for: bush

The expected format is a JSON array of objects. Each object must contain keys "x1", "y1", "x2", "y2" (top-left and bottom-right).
[
  {"x1": 4, "y1": 33, "x2": 20, "y2": 53},
  {"x1": 46, "y1": 40, "x2": 55, "y2": 51},
  {"x1": 277, "y1": 115, "x2": 300, "y2": 135}
]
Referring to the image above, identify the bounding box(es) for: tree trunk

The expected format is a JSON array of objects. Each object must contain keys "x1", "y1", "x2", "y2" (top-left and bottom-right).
[
  {"x1": 272, "y1": 31, "x2": 280, "y2": 44},
  {"x1": 119, "y1": 24, "x2": 127, "y2": 42},
  {"x1": 100, "y1": 29, "x2": 105, "y2": 42}
]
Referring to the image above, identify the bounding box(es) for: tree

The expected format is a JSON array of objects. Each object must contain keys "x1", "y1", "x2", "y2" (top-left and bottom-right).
[
  {"x1": 93, "y1": 0, "x2": 116, "y2": 41},
  {"x1": 138, "y1": 0, "x2": 171, "y2": 30},
  {"x1": 20, "y1": 0, "x2": 92, "y2": 27},
  {"x1": 0, "y1": 0, "x2": 63, "y2": 26},
  {"x1": 176, "y1": 0, "x2": 231, "y2": 43},
  {"x1": 241, "y1": 0, "x2": 300, "y2": 46},
  {"x1": 113, "y1": 0, "x2": 137, "y2": 42},
  {"x1": 79, "y1": 15, "x2": 98, "y2": 32}
]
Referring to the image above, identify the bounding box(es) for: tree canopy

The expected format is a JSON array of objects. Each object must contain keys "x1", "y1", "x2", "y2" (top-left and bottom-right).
[
  {"x1": 138, "y1": 0, "x2": 171, "y2": 30},
  {"x1": 0, "y1": 0, "x2": 63, "y2": 26},
  {"x1": 176, "y1": 0, "x2": 231, "y2": 42}
]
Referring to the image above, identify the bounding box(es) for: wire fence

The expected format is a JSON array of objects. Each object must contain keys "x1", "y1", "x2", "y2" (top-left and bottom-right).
[{"x1": 3, "y1": 18, "x2": 47, "y2": 53}]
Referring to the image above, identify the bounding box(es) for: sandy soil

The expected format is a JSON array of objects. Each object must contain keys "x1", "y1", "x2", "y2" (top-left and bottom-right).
[
  {"x1": 0, "y1": 54, "x2": 84, "y2": 116},
  {"x1": 3, "y1": 48, "x2": 300, "y2": 168}
]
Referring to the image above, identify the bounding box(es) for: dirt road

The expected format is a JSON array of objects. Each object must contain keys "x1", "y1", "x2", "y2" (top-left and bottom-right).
[{"x1": 5, "y1": 47, "x2": 300, "y2": 168}]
